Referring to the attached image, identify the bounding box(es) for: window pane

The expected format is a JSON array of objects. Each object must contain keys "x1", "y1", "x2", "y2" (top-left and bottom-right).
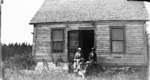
[
  {"x1": 112, "y1": 29, "x2": 124, "y2": 40},
  {"x1": 112, "y1": 41, "x2": 124, "y2": 52},
  {"x1": 52, "y1": 42, "x2": 64, "y2": 52},
  {"x1": 52, "y1": 30, "x2": 64, "y2": 41}
]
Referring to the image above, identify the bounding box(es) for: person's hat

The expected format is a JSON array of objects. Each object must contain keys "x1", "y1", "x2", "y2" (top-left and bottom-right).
[
  {"x1": 92, "y1": 47, "x2": 95, "y2": 50},
  {"x1": 77, "y1": 47, "x2": 81, "y2": 50}
]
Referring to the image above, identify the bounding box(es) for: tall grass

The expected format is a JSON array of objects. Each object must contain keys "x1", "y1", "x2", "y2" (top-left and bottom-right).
[
  {"x1": 2, "y1": 54, "x2": 147, "y2": 80},
  {"x1": 3, "y1": 63, "x2": 147, "y2": 80}
]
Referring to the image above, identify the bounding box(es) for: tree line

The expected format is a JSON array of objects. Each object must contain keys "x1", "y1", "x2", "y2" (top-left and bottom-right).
[
  {"x1": 2, "y1": 43, "x2": 32, "y2": 61},
  {"x1": 2, "y1": 43, "x2": 35, "y2": 69}
]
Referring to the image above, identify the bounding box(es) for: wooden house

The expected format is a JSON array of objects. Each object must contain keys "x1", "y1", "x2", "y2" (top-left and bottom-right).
[{"x1": 30, "y1": 0, "x2": 149, "y2": 66}]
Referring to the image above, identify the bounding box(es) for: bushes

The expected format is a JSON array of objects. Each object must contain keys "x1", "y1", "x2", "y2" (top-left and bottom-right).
[
  {"x1": 2, "y1": 43, "x2": 32, "y2": 61},
  {"x1": 2, "y1": 43, "x2": 36, "y2": 70},
  {"x1": 4, "y1": 53, "x2": 36, "y2": 70}
]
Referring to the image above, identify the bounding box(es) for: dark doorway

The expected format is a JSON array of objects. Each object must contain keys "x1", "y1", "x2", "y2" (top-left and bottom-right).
[
  {"x1": 68, "y1": 30, "x2": 94, "y2": 62},
  {"x1": 79, "y1": 30, "x2": 94, "y2": 61}
]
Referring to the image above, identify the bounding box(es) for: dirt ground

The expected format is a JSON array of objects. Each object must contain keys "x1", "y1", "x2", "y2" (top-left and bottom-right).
[{"x1": 3, "y1": 66, "x2": 148, "y2": 80}]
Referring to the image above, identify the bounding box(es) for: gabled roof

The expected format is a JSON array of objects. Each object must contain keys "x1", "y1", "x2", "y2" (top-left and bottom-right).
[{"x1": 30, "y1": 0, "x2": 149, "y2": 24}]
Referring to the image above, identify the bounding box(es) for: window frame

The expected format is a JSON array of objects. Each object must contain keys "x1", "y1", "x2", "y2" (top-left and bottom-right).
[
  {"x1": 110, "y1": 26, "x2": 126, "y2": 53},
  {"x1": 51, "y1": 28, "x2": 65, "y2": 53}
]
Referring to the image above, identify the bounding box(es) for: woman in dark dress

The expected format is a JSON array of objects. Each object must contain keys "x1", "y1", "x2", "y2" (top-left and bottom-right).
[{"x1": 89, "y1": 47, "x2": 97, "y2": 64}]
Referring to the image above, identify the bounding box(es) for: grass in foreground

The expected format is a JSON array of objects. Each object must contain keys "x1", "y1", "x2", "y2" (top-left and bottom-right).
[{"x1": 3, "y1": 66, "x2": 148, "y2": 80}]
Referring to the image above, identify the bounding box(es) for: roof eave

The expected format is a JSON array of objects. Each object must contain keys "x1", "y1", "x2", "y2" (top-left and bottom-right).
[{"x1": 29, "y1": 19, "x2": 149, "y2": 25}]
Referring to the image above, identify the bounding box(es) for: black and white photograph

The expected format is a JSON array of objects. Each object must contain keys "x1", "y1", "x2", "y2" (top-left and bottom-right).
[{"x1": 1, "y1": 0, "x2": 150, "y2": 80}]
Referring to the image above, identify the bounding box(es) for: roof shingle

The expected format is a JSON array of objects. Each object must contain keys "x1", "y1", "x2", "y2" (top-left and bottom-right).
[{"x1": 30, "y1": 0, "x2": 149, "y2": 24}]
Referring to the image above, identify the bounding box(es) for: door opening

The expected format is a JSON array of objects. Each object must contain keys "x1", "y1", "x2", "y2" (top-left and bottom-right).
[
  {"x1": 79, "y1": 30, "x2": 94, "y2": 61},
  {"x1": 68, "y1": 30, "x2": 94, "y2": 62}
]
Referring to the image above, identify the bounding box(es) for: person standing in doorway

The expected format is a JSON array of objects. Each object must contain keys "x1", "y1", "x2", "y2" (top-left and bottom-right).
[{"x1": 89, "y1": 47, "x2": 97, "y2": 64}]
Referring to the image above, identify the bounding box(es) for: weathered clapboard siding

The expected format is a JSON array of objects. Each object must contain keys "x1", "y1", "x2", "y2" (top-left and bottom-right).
[
  {"x1": 126, "y1": 24, "x2": 146, "y2": 54},
  {"x1": 34, "y1": 24, "x2": 68, "y2": 62},
  {"x1": 34, "y1": 25, "x2": 51, "y2": 60},
  {"x1": 95, "y1": 21, "x2": 147, "y2": 65},
  {"x1": 125, "y1": 24, "x2": 147, "y2": 65},
  {"x1": 95, "y1": 24, "x2": 110, "y2": 53},
  {"x1": 33, "y1": 21, "x2": 148, "y2": 66},
  {"x1": 98, "y1": 54, "x2": 146, "y2": 65}
]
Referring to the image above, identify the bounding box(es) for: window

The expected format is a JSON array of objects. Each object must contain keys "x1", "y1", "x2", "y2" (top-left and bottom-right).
[
  {"x1": 111, "y1": 26, "x2": 125, "y2": 53},
  {"x1": 51, "y1": 29, "x2": 64, "y2": 53}
]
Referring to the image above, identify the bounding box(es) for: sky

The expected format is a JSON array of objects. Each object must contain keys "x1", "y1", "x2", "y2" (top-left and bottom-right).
[
  {"x1": 2, "y1": 0, "x2": 44, "y2": 44},
  {"x1": 1, "y1": 0, "x2": 150, "y2": 45}
]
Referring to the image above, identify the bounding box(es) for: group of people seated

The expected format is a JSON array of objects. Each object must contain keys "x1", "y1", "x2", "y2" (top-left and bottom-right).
[{"x1": 73, "y1": 47, "x2": 97, "y2": 73}]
